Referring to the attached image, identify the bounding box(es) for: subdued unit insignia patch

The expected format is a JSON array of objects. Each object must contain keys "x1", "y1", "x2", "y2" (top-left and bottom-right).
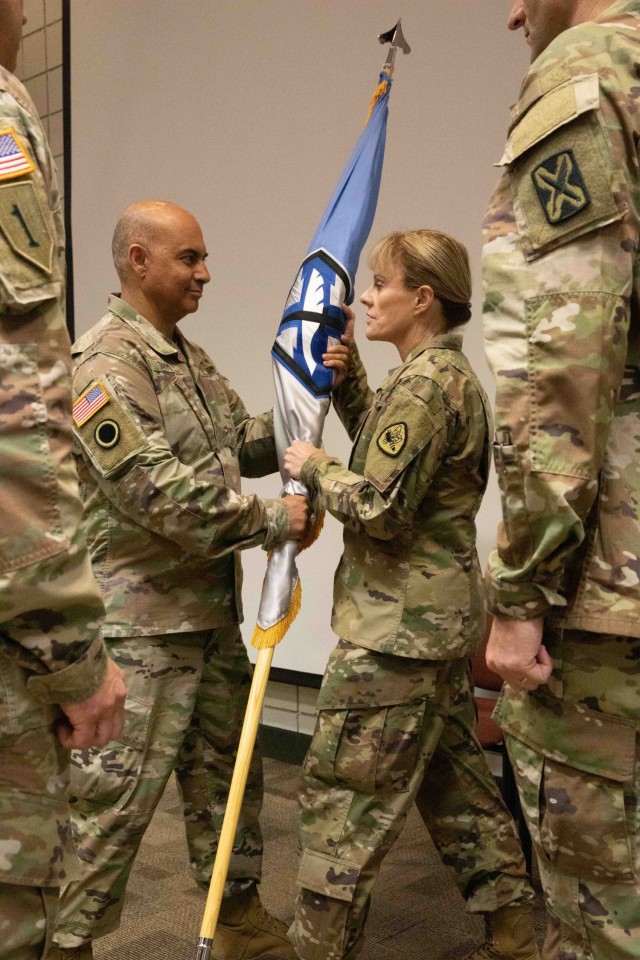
[
  {"x1": 94, "y1": 418, "x2": 120, "y2": 449},
  {"x1": 532, "y1": 149, "x2": 590, "y2": 225},
  {"x1": 376, "y1": 422, "x2": 407, "y2": 457},
  {"x1": 0, "y1": 180, "x2": 54, "y2": 275},
  {"x1": 73, "y1": 381, "x2": 110, "y2": 426}
]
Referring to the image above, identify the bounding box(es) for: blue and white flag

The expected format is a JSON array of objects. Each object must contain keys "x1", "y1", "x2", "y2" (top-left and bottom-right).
[{"x1": 253, "y1": 29, "x2": 408, "y2": 648}]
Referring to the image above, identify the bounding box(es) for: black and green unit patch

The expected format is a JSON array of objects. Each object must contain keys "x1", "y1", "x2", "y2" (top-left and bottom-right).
[
  {"x1": 532, "y1": 149, "x2": 590, "y2": 225},
  {"x1": 376, "y1": 422, "x2": 407, "y2": 458},
  {"x1": 94, "y1": 418, "x2": 120, "y2": 449}
]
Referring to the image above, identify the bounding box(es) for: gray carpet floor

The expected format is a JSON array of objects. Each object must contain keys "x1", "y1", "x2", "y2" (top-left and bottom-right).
[{"x1": 92, "y1": 758, "x2": 545, "y2": 960}]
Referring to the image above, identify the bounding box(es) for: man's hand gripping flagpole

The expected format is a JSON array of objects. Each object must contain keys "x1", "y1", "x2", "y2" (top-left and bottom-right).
[{"x1": 196, "y1": 21, "x2": 410, "y2": 960}]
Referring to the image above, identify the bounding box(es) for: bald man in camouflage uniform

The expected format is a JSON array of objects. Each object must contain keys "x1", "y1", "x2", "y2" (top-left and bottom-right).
[
  {"x1": 0, "y1": 2, "x2": 126, "y2": 958},
  {"x1": 483, "y1": 2, "x2": 640, "y2": 958},
  {"x1": 47, "y1": 200, "x2": 308, "y2": 960}
]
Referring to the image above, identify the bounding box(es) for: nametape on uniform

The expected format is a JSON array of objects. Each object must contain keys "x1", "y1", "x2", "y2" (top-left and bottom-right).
[
  {"x1": 532, "y1": 149, "x2": 591, "y2": 225},
  {"x1": 73, "y1": 381, "x2": 110, "y2": 426},
  {"x1": 376, "y1": 422, "x2": 408, "y2": 458}
]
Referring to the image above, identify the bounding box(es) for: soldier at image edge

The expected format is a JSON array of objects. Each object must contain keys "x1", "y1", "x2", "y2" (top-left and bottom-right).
[
  {"x1": 0, "y1": 1, "x2": 126, "y2": 958},
  {"x1": 483, "y1": 2, "x2": 640, "y2": 958}
]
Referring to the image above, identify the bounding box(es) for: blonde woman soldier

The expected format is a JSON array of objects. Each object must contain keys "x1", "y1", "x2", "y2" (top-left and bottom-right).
[{"x1": 284, "y1": 230, "x2": 539, "y2": 960}]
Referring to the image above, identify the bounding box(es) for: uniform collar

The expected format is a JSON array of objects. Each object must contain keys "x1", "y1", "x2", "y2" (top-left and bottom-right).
[
  {"x1": 511, "y1": 0, "x2": 640, "y2": 123},
  {"x1": 108, "y1": 294, "x2": 182, "y2": 358},
  {"x1": 404, "y1": 332, "x2": 463, "y2": 365}
]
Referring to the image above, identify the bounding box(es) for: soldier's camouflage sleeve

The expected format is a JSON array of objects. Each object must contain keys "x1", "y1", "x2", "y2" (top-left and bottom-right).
[
  {"x1": 482, "y1": 14, "x2": 640, "y2": 621},
  {"x1": 226, "y1": 384, "x2": 279, "y2": 479},
  {"x1": 0, "y1": 68, "x2": 107, "y2": 706},
  {"x1": 73, "y1": 353, "x2": 290, "y2": 557},
  {"x1": 301, "y1": 375, "x2": 447, "y2": 541},
  {"x1": 330, "y1": 340, "x2": 375, "y2": 440}
]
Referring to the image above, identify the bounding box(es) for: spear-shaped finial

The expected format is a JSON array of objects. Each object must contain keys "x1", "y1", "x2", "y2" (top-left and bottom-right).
[{"x1": 378, "y1": 19, "x2": 411, "y2": 71}]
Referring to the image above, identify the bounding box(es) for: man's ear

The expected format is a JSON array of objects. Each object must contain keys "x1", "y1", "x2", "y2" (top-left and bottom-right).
[
  {"x1": 415, "y1": 284, "x2": 435, "y2": 315},
  {"x1": 128, "y1": 243, "x2": 147, "y2": 278}
]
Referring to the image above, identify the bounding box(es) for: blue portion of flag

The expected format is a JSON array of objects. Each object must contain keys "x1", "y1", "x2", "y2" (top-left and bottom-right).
[
  {"x1": 306, "y1": 70, "x2": 391, "y2": 305},
  {"x1": 274, "y1": 69, "x2": 392, "y2": 398}
]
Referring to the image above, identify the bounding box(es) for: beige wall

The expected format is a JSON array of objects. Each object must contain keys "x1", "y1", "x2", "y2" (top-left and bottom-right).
[{"x1": 69, "y1": 0, "x2": 529, "y2": 678}]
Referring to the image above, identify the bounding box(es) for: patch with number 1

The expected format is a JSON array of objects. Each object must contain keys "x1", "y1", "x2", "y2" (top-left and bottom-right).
[{"x1": 0, "y1": 180, "x2": 53, "y2": 274}]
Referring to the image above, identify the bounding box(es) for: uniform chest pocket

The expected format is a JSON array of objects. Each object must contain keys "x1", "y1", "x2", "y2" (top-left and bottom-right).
[
  {"x1": 156, "y1": 373, "x2": 220, "y2": 464},
  {"x1": 0, "y1": 342, "x2": 68, "y2": 573},
  {"x1": 502, "y1": 74, "x2": 625, "y2": 261}
]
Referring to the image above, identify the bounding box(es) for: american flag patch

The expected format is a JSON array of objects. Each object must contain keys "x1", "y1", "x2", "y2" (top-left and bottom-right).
[
  {"x1": 73, "y1": 382, "x2": 110, "y2": 426},
  {"x1": 0, "y1": 129, "x2": 34, "y2": 181}
]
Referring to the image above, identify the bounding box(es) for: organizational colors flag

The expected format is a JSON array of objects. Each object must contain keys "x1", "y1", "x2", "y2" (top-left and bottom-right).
[
  {"x1": 252, "y1": 58, "x2": 396, "y2": 648},
  {"x1": 0, "y1": 129, "x2": 34, "y2": 181},
  {"x1": 73, "y1": 382, "x2": 110, "y2": 426}
]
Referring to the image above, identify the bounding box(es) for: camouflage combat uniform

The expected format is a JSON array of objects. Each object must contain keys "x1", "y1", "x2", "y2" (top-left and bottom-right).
[
  {"x1": 483, "y1": 3, "x2": 640, "y2": 957},
  {"x1": 292, "y1": 335, "x2": 534, "y2": 960},
  {"x1": 0, "y1": 68, "x2": 109, "y2": 959},
  {"x1": 51, "y1": 296, "x2": 290, "y2": 948}
]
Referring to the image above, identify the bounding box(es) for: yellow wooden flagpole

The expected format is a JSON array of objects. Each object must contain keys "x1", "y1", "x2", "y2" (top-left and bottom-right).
[{"x1": 195, "y1": 645, "x2": 275, "y2": 960}]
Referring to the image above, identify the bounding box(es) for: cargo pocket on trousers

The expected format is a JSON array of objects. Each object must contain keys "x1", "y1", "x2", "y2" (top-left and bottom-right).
[
  {"x1": 308, "y1": 701, "x2": 426, "y2": 796},
  {"x1": 502, "y1": 695, "x2": 637, "y2": 885},
  {"x1": 538, "y1": 755, "x2": 635, "y2": 883},
  {"x1": 295, "y1": 848, "x2": 361, "y2": 960},
  {"x1": 70, "y1": 695, "x2": 152, "y2": 807}
]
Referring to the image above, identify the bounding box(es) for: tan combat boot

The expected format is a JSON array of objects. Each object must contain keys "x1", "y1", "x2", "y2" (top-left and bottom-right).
[
  {"x1": 45, "y1": 946, "x2": 93, "y2": 960},
  {"x1": 212, "y1": 885, "x2": 297, "y2": 960},
  {"x1": 459, "y1": 903, "x2": 540, "y2": 960}
]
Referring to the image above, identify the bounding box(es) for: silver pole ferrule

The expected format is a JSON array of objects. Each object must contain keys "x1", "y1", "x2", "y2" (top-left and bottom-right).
[{"x1": 196, "y1": 938, "x2": 213, "y2": 960}]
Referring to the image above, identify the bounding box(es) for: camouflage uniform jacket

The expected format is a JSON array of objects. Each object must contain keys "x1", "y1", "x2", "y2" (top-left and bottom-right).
[
  {"x1": 0, "y1": 67, "x2": 108, "y2": 886},
  {"x1": 71, "y1": 296, "x2": 290, "y2": 637},
  {"x1": 482, "y1": 0, "x2": 640, "y2": 635},
  {"x1": 301, "y1": 333, "x2": 492, "y2": 659}
]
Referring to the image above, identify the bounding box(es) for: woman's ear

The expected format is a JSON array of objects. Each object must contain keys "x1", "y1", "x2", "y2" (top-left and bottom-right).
[{"x1": 415, "y1": 284, "x2": 435, "y2": 315}]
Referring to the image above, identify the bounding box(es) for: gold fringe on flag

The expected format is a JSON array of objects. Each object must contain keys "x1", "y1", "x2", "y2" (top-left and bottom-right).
[
  {"x1": 364, "y1": 79, "x2": 388, "y2": 125},
  {"x1": 252, "y1": 578, "x2": 302, "y2": 650}
]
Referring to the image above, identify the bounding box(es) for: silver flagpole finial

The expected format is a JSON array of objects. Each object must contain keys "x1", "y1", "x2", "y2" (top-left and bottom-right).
[{"x1": 378, "y1": 19, "x2": 411, "y2": 70}]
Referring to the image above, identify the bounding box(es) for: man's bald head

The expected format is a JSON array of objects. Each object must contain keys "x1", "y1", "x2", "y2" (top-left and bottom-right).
[
  {"x1": 112, "y1": 200, "x2": 210, "y2": 336},
  {"x1": 112, "y1": 200, "x2": 195, "y2": 282}
]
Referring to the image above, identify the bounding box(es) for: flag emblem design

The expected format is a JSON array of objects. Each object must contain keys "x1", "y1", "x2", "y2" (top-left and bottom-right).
[
  {"x1": 73, "y1": 382, "x2": 110, "y2": 426},
  {"x1": 0, "y1": 129, "x2": 34, "y2": 181}
]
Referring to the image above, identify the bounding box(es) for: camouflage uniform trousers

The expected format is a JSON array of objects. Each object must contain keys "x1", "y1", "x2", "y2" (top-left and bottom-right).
[
  {"x1": 0, "y1": 641, "x2": 87, "y2": 959},
  {"x1": 500, "y1": 627, "x2": 640, "y2": 960},
  {"x1": 53, "y1": 625, "x2": 264, "y2": 948},
  {"x1": 293, "y1": 640, "x2": 533, "y2": 960},
  {"x1": 0, "y1": 884, "x2": 58, "y2": 960}
]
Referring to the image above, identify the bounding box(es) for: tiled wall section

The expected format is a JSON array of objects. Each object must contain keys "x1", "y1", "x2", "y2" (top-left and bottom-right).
[
  {"x1": 16, "y1": 0, "x2": 64, "y2": 189},
  {"x1": 262, "y1": 681, "x2": 319, "y2": 736}
]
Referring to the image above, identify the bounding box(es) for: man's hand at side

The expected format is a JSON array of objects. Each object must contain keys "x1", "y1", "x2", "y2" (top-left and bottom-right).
[{"x1": 56, "y1": 657, "x2": 126, "y2": 750}]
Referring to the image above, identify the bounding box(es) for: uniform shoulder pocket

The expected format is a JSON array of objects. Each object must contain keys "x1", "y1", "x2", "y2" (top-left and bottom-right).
[
  {"x1": 72, "y1": 376, "x2": 148, "y2": 479},
  {"x1": 364, "y1": 384, "x2": 442, "y2": 494},
  {"x1": 502, "y1": 75, "x2": 625, "y2": 261},
  {"x1": 0, "y1": 127, "x2": 58, "y2": 310}
]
